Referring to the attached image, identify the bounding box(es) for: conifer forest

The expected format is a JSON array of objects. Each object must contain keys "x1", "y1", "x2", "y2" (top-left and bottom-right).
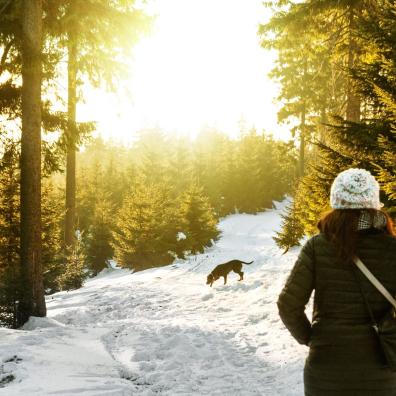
[{"x1": 0, "y1": 0, "x2": 396, "y2": 379}]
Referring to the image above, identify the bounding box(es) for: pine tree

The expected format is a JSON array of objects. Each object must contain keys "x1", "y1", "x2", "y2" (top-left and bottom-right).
[
  {"x1": 273, "y1": 201, "x2": 305, "y2": 250},
  {"x1": 57, "y1": 234, "x2": 86, "y2": 290},
  {"x1": 0, "y1": 141, "x2": 73, "y2": 326},
  {"x1": 262, "y1": 0, "x2": 386, "y2": 249},
  {"x1": 43, "y1": 0, "x2": 152, "y2": 251},
  {"x1": 234, "y1": 130, "x2": 263, "y2": 213},
  {"x1": 260, "y1": 4, "x2": 336, "y2": 176},
  {"x1": 179, "y1": 183, "x2": 219, "y2": 254},
  {"x1": 76, "y1": 138, "x2": 130, "y2": 273},
  {"x1": 112, "y1": 182, "x2": 179, "y2": 271},
  {"x1": 0, "y1": 142, "x2": 20, "y2": 328},
  {"x1": 41, "y1": 180, "x2": 64, "y2": 293},
  {"x1": 262, "y1": 136, "x2": 297, "y2": 204},
  {"x1": 18, "y1": 0, "x2": 46, "y2": 326},
  {"x1": 355, "y1": 1, "x2": 396, "y2": 213},
  {"x1": 134, "y1": 129, "x2": 171, "y2": 185},
  {"x1": 193, "y1": 129, "x2": 230, "y2": 213},
  {"x1": 85, "y1": 194, "x2": 115, "y2": 275},
  {"x1": 168, "y1": 137, "x2": 194, "y2": 198}
]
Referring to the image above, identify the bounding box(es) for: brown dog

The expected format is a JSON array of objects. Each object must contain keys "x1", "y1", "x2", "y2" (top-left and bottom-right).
[{"x1": 206, "y1": 260, "x2": 253, "y2": 287}]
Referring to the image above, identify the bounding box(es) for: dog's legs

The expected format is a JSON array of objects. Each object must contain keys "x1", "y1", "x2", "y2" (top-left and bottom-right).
[
  {"x1": 223, "y1": 274, "x2": 227, "y2": 285},
  {"x1": 234, "y1": 270, "x2": 244, "y2": 281}
]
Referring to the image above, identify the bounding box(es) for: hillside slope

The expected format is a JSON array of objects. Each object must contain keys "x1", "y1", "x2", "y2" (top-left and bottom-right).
[{"x1": 0, "y1": 201, "x2": 308, "y2": 396}]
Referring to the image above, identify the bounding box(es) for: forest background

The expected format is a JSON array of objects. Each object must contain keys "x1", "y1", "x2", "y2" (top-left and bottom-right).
[{"x1": 1, "y1": 0, "x2": 396, "y2": 328}]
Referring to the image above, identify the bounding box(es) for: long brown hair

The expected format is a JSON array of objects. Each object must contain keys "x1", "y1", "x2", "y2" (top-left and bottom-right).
[{"x1": 317, "y1": 209, "x2": 396, "y2": 263}]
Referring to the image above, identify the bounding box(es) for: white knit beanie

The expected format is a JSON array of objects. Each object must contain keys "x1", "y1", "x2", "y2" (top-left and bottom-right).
[{"x1": 330, "y1": 168, "x2": 383, "y2": 210}]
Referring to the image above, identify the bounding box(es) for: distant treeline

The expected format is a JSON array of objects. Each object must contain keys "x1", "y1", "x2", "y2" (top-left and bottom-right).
[
  {"x1": 78, "y1": 129, "x2": 296, "y2": 272},
  {"x1": 0, "y1": 129, "x2": 296, "y2": 326}
]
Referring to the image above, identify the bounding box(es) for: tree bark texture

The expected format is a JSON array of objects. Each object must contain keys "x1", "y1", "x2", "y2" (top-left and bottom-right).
[
  {"x1": 19, "y1": 0, "x2": 46, "y2": 326},
  {"x1": 299, "y1": 102, "x2": 306, "y2": 178},
  {"x1": 65, "y1": 4, "x2": 77, "y2": 250},
  {"x1": 299, "y1": 60, "x2": 307, "y2": 178}
]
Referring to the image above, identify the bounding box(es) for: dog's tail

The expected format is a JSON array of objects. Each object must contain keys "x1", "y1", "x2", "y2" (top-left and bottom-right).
[{"x1": 240, "y1": 260, "x2": 254, "y2": 265}]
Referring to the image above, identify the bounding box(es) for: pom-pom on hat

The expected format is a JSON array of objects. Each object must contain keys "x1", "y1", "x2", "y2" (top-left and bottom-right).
[{"x1": 330, "y1": 168, "x2": 383, "y2": 210}]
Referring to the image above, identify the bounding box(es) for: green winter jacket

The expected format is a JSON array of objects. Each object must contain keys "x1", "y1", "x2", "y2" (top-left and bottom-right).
[{"x1": 278, "y1": 230, "x2": 396, "y2": 396}]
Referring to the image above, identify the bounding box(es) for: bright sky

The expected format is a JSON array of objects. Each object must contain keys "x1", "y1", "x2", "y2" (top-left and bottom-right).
[{"x1": 80, "y1": 0, "x2": 290, "y2": 142}]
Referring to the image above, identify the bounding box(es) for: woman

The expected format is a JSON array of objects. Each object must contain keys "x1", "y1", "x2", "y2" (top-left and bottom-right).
[{"x1": 278, "y1": 168, "x2": 396, "y2": 395}]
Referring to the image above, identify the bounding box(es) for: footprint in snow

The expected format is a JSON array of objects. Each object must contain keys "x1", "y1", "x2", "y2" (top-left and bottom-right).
[
  {"x1": 0, "y1": 355, "x2": 22, "y2": 389},
  {"x1": 201, "y1": 293, "x2": 214, "y2": 301},
  {"x1": 247, "y1": 312, "x2": 269, "y2": 324},
  {"x1": 216, "y1": 307, "x2": 232, "y2": 312}
]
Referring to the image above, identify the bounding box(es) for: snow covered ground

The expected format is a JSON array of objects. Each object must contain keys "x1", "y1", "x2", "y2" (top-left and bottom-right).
[{"x1": 0, "y1": 201, "x2": 309, "y2": 396}]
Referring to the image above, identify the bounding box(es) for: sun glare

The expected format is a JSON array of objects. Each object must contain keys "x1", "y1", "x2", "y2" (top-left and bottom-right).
[{"x1": 80, "y1": 0, "x2": 290, "y2": 142}]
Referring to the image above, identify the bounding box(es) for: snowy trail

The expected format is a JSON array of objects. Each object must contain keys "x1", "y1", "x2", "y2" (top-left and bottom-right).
[{"x1": 0, "y1": 201, "x2": 308, "y2": 395}]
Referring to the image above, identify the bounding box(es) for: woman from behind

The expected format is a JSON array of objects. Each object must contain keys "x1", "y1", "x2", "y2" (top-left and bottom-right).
[{"x1": 277, "y1": 168, "x2": 396, "y2": 395}]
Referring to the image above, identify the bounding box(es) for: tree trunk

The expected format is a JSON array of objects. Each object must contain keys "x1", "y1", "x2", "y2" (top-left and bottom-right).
[
  {"x1": 18, "y1": 0, "x2": 46, "y2": 326},
  {"x1": 345, "y1": 6, "x2": 361, "y2": 122},
  {"x1": 299, "y1": 59, "x2": 307, "y2": 178},
  {"x1": 316, "y1": 107, "x2": 326, "y2": 144},
  {"x1": 65, "y1": 4, "x2": 77, "y2": 250},
  {"x1": 299, "y1": 102, "x2": 306, "y2": 178}
]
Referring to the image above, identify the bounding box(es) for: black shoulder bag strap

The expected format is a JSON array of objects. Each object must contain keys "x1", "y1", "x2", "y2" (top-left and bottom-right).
[
  {"x1": 353, "y1": 256, "x2": 396, "y2": 333},
  {"x1": 352, "y1": 257, "x2": 396, "y2": 370},
  {"x1": 354, "y1": 257, "x2": 396, "y2": 309}
]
